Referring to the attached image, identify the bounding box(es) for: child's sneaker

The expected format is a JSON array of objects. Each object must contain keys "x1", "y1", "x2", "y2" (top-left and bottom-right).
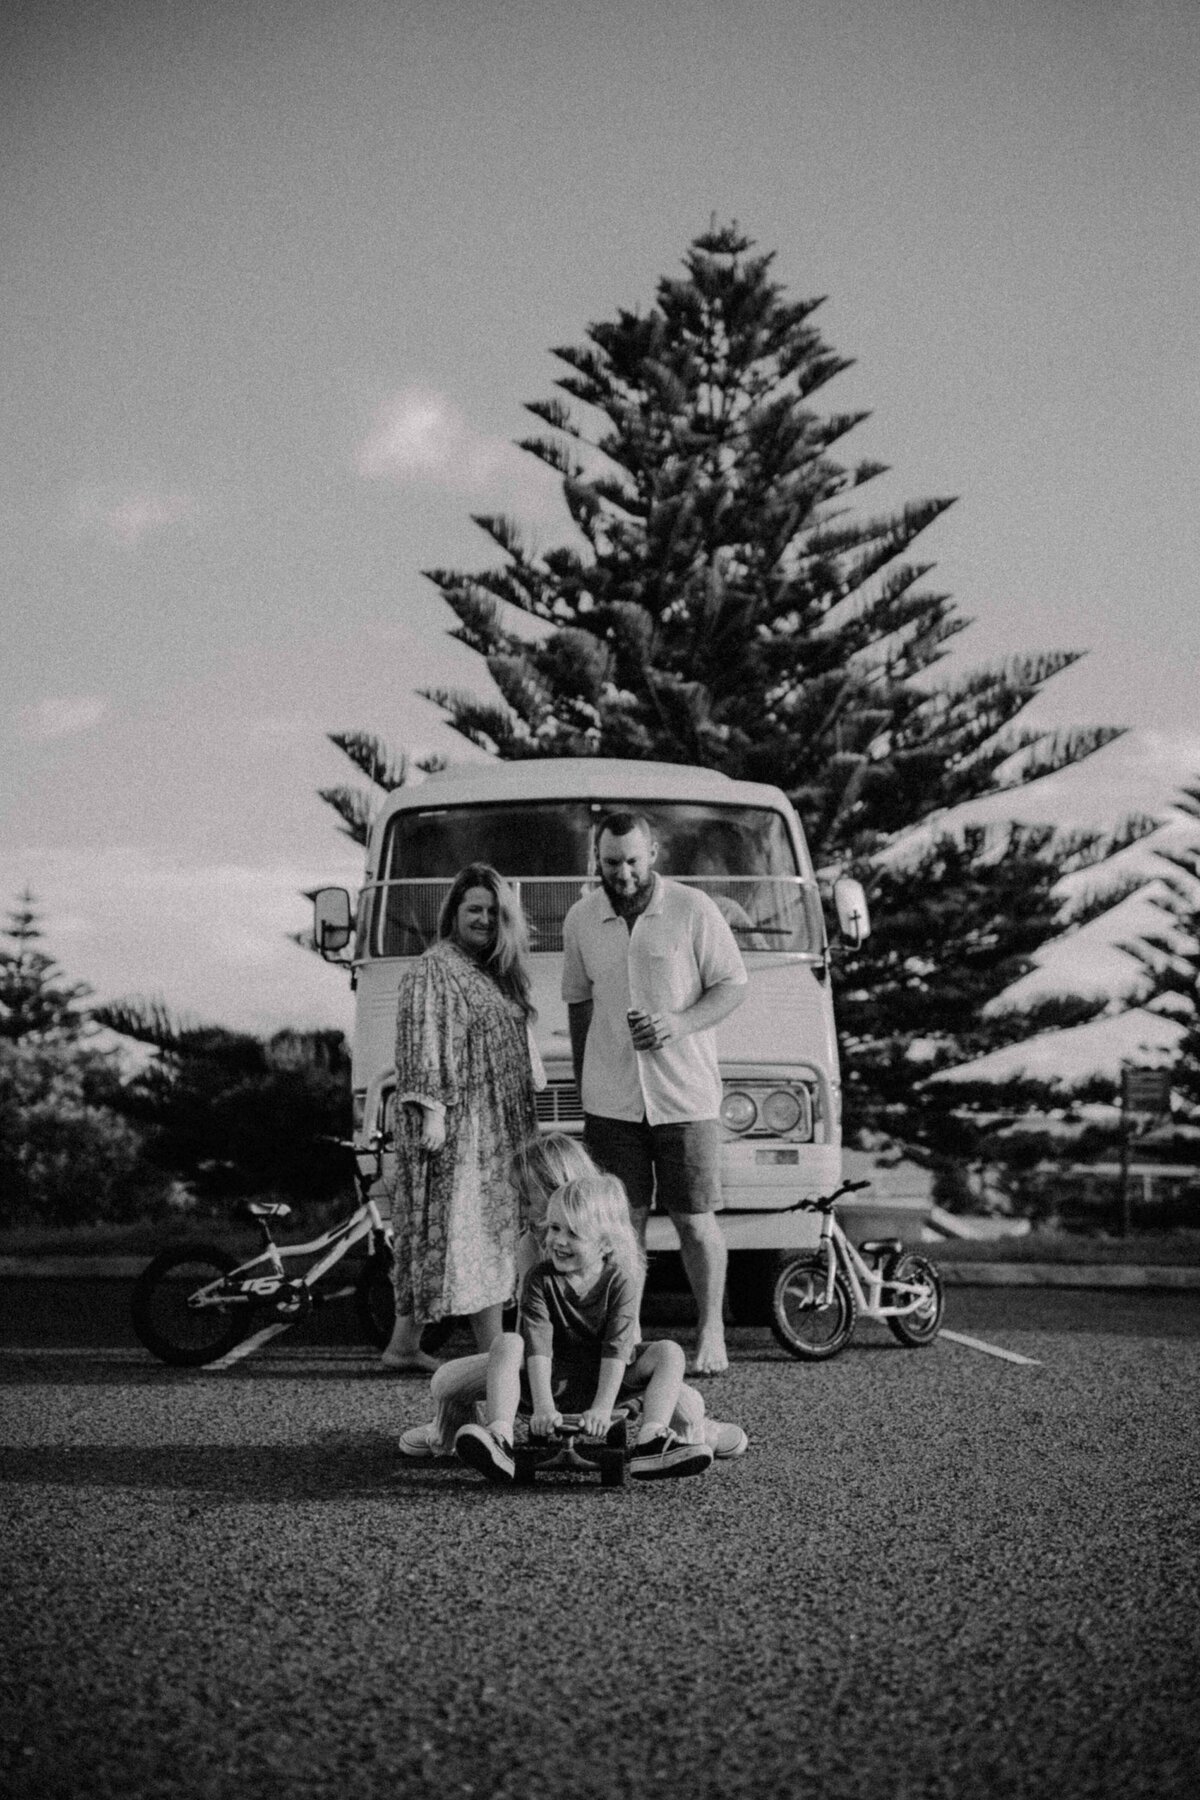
[
  {"x1": 454, "y1": 1423, "x2": 515, "y2": 1484},
  {"x1": 630, "y1": 1428, "x2": 714, "y2": 1480},
  {"x1": 703, "y1": 1419, "x2": 749, "y2": 1459},
  {"x1": 398, "y1": 1421, "x2": 452, "y2": 1460}
]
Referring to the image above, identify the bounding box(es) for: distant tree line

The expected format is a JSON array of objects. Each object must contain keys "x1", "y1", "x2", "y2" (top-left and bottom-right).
[{"x1": 0, "y1": 890, "x2": 351, "y2": 1230}]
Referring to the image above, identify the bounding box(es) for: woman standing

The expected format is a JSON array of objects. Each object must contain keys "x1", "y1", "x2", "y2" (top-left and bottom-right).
[{"x1": 382, "y1": 863, "x2": 539, "y2": 1370}]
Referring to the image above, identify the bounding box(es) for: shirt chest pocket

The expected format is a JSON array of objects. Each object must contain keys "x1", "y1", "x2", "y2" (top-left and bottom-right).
[{"x1": 634, "y1": 932, "x2": 699, "y2": 1012}]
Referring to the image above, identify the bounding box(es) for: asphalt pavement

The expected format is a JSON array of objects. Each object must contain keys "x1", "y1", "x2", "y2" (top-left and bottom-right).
[{"x1": 2, "y1": 1282, "x2": 1199, "y2": 1800}]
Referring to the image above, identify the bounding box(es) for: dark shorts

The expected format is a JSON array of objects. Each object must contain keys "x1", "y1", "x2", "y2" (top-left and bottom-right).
[
  {"x1": 518, "y1": 1346, "x2": 647, "y2": 1417},
  {"x1": 583, "y1": 1114, "x2": 722, "y2": 1216}
]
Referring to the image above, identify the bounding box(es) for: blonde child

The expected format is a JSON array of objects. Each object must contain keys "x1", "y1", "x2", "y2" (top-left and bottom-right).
[
  {"x1": 455, "y1": 1175, "x2": 712, "y2": 1482},
  {"x1": 398, "y1": 1133, "x2": 747, "y2": 1463}
]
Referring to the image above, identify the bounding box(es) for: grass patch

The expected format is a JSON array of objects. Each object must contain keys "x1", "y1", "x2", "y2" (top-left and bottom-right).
[
  {"x1": 930, "y1": 1229, "x2": 1200, "y2": 1266},
  {"x1": 0, "y1": 1195, "x2": 363, "y2": 1262},
  {"x1": 4, "y1": 1218, "x2": 1200, "y2": 1267}
]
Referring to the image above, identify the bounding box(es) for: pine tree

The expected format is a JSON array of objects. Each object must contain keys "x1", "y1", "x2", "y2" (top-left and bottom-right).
[
  {"x1": 319, "y1": 732, "x2": 446, "y2": 850},
  {"x1": 0, "y1": 888, "x2": 90, "y2": 1041},
  {"x1": 324, "y1": 224, "x2": 1138, "y2": 1144},
  {"x1": 92, "y1": 999, "x2": 353, "y2": 1203},
  {"x1": 417, "y1": 225, "x2": 1118, "y2": 864},
  {"x1": 1127, "y1": 784, "x2": 1200, "y2": 1112}
]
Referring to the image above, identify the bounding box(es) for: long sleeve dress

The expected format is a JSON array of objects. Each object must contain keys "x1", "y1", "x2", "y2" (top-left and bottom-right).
[{"x1": 392, "y1": 939, "x2": 537, "y2": 1323}]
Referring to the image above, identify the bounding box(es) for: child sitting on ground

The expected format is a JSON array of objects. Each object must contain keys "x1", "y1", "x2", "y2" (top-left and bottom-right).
[
  {"x1": 454, "y1": 1174, "x2": 713, "y2": 1482},
  {"x1": 398, "y1": 1132, "x2": 747, "y2": 1464}
]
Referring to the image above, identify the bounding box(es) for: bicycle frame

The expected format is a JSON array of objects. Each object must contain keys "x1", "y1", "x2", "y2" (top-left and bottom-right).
[
  {"x1": 193, "y1": 1143, "x2": 391, "y2": 1367},
  {"x1": 195, "y1": 1197, "x2": 387, "y2": 1299},
  {"x1": 808, "y1": 1210, "x2": 934, "y2": 1324}
]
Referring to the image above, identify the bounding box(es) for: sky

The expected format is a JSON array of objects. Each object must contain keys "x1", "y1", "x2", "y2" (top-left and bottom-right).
[{"x1": 2, "y1": 0, "x2": 1199, "y2": 1036}]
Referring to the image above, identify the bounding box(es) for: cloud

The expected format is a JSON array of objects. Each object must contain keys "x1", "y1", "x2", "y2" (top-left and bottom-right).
[
  {"x1": 357, "y1": 387, "x2": 503, "y2": 487},
  {"x1": 0, "y1": 845, "x2": 359, "y2": 1037},
  {"x1": 355, "y1": 386, "x2": 565, "y2": 522},
  {"x1": 18, "y1": 695, "x2": 109, "y2": 741},
  {"x1": 73, "y1": 490, "x2": 195, "y2": 547}
]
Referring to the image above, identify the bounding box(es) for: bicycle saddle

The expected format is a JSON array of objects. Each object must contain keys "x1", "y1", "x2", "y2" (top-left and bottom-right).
[
  {"x1": 857, "y1": 1237, "x2": 903, "y2": 1258},
  {"x1": 240, "y1": 1200, "x2": 293, "y2": 1221}
]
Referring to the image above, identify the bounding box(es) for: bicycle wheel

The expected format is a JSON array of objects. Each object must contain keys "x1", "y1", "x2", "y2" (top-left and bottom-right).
[
  {"x1": 131, "y1": 1245, "x2": 245, "y2": 1367},
  {"x1": 770, "y1": 1256, "x2": 856, "y2": 1361},
  {"x1": 354, "y1": 1254, "x2": 396, "y2": 1349},
  {"x1": 882, "y1": 1252, "x2": 944, "y2": 1347}
]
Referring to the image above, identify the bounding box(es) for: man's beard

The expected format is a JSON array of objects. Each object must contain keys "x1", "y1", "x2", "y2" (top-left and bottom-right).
[{"x1": 601, "y1": 870, "x2": 655, "y2": 916}]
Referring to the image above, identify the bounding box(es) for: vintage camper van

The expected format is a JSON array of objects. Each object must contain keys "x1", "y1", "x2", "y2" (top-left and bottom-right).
[{"x1": 313, "y1": 758, "x2": 869, "y2": 1315}]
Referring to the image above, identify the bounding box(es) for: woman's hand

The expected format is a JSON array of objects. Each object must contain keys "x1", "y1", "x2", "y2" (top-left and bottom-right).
[
  {"x1": 405, "y1": 1102, "x2": 446, "y2": 1153},
  {"x1": 580, "y1": 1406, "x2": 613, "y2": 1440},
  {"x1": 530, "y1": 1409, "x2": 562, "y2": 1439},
  {"x1": 420, "y1": 1113, "x2": 446, "y2": 1153}
]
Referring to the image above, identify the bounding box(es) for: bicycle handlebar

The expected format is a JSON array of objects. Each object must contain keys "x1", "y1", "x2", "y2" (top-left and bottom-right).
[{"x1": 786, "y1": 1178, "x2": 871, "y2": 1215}]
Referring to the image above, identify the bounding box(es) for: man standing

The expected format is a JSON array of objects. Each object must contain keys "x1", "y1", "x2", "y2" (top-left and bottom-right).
[{"x1": 562, "y1": 811, "x2": 748, "y2": 1375}]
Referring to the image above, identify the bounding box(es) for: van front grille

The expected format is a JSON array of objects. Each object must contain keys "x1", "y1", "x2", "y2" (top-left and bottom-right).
[{"x1": 535, "y1": 1079, "x2": 584, "y2": 1127}]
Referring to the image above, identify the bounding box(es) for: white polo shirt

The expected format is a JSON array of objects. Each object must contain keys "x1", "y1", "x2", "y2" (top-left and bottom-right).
[{"x1": 561, "y1": 875, "x2": 747, "y2": 1126}]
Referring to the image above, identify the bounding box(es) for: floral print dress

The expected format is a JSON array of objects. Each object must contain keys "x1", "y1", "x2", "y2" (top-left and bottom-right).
[{"x1": 392, "y1": 939, "x2": 537, "y2": 1322}]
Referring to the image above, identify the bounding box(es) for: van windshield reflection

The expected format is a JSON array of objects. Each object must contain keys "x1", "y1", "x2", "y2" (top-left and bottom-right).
[{"x1": 362, "y1": 800, "x2": 822, "y2": 958}]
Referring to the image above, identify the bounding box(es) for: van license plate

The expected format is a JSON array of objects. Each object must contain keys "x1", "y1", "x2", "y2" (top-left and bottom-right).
[{"x1": 755, "y1": 1148, "x2": 799, "y2": 1165}]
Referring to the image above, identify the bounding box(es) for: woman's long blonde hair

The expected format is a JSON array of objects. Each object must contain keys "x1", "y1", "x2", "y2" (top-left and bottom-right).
[
  {"x1": 550, "y1": 1173, "x2": 646, "y2": 1291},
  {"x1": 437, "y1": 862, "x2": 534, "y2": 1017}
]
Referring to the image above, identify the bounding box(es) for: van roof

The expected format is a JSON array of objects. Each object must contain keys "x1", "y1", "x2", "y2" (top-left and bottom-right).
[{"x1": 380, "y1": 757, "x2": 791, "y2": 813}]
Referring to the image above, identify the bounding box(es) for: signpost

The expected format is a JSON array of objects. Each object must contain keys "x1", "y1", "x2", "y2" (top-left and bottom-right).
[{"x1": 1118, "y1": 1067, "x2": 1173, "y2": 1235}]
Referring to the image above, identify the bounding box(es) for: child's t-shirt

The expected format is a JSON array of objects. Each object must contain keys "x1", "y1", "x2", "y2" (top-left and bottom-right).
[{"x1": 520, "y1": 1260, "x2": 640, "y2": 1372}]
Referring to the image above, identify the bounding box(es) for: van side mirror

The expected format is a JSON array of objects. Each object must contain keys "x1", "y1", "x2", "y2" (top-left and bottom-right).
[
  {"x1": 833, "y1": 877, "x2": 870, "y2": 948},
  {"x1": 313, "y1": 887, "x2": 353, "y2": 959}
]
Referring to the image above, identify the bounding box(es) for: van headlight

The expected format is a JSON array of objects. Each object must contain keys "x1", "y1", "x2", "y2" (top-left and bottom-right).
[
  {"x1": 720, "y1": 1081, "x2": 813, "y2": 1139},
  {"x1": 761, "y1": 1088, "x2": 803, "y2": 1135},
  {"x1": 720, "y1": 1090, "x2": 758, "y2": 1133}
]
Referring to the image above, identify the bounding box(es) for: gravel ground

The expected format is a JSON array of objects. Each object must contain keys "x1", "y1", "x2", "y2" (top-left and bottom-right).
[{"x1": 2, "y1": 1292, "x2": 1199, "y2": 1800}]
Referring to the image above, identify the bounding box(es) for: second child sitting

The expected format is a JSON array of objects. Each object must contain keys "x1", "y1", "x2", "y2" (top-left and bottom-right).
[{"x1": 455, "y1": 1174, "x2": 714, "y2": 1483}]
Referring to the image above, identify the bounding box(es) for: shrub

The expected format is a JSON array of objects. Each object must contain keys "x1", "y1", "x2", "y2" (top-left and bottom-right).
[{"x1": 0, "y1": 1039, "x2": 167, "y2": 1226}]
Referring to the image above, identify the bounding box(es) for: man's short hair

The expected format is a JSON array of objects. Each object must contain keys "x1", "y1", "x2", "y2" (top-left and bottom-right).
[{"x1": 595, "y1": 810, "x2": 655, "y2": 846}]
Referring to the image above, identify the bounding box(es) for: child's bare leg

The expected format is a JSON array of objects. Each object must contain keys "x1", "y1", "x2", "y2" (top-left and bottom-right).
[
  {"x1": 428, "y1": 1352, "x2": 489, "y2": 1447},
  {"x1": 669, "y1": 1379, "x2": 706, "y2": 1445},
  {"x1": 484, "y1": 1332, "x2": 524, "y2": 1439},
  {"x1": 631, "y1": 1339, "x2": 686, "y2": 1440}
]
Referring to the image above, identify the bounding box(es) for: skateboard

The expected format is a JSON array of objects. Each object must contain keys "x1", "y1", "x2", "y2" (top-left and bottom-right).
[{"x1": 513, "y1": 1413, "x2": 629, "y2": 1488}]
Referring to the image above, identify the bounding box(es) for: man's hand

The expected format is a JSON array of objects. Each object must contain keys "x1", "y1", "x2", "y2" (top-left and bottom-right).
[
  {"x1": 530, "y1": 1409, "x2": 563, "y2": 1439},
  {"x1": 628, "y1": 1009, "x2": 676, "y2": 1052}
]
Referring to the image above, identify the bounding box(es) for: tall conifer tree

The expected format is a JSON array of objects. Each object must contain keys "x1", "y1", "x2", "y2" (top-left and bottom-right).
[
  {"x1": 327, "y1": 226, "x2": 1138, "y2": 1145},
  {"x1": 0, "y1": 888, "x2": 90, "y2": 1041}
]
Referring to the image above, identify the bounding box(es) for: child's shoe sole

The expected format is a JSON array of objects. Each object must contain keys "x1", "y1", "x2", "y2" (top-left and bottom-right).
[
  {"x1": 454, "y1": 1423, "x2": 515, "y2": 1483},
  {"x1": 630, "y1": 1441, "x2": 714, "y2": 1480}
]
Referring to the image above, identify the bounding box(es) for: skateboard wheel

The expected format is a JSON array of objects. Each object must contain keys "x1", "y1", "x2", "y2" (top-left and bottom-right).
[{"x1": 600, "y1": 1450, "x2": 626, "y2": 1488}]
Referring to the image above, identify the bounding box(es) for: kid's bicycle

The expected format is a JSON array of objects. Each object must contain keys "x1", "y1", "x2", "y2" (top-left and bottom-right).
[
  {"x1": 130, "y1": 1136, "x2": 396, "y2": 1369},
  {"x1": 769, "y1": 1178, "x2": 944, "y2": 1361}
]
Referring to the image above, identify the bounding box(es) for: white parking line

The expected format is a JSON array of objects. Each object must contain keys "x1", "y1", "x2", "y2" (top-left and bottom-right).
[
  {"x1": 941, "y1": 1329, "x2": 1041, "y2": 1366},
  {"x1": 208, "y1": 1323, "x2": 291, "y2": 1369}
]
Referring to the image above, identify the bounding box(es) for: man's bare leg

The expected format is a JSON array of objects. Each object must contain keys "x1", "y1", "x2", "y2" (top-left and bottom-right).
[{"x1": 673, "y1": 1211, "x2": 728, "y2": 1374}]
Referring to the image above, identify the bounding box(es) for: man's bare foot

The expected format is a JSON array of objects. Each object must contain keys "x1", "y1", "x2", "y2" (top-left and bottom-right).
[{"x1": 690, "y1": 1333, "x2": 728, "y2": 1376}]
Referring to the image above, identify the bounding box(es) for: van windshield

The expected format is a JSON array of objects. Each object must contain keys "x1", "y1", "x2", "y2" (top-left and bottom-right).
[{"x1": 362, "y1": 800, "x2": 822, "y2": 957}]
